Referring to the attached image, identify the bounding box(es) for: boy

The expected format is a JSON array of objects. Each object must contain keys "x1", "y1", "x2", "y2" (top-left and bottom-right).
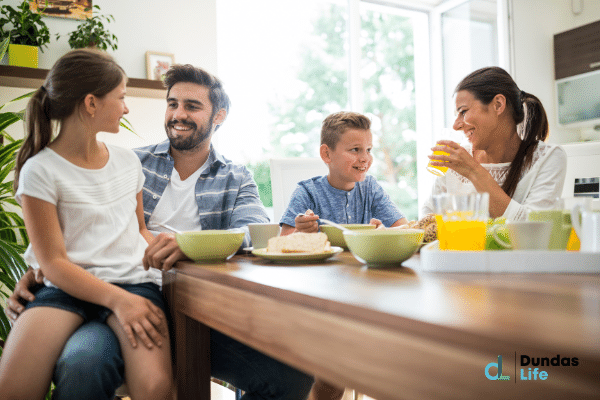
[
  {"x1": 280, "y1": 111, "x2": 408, "y2": 235},
  {"x1": 280, "y1": 111, "x2": 408, "y2": 400}
]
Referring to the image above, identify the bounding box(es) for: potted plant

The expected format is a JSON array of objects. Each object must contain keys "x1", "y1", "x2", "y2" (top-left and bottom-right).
[
  {"x1": 58, "y1": 4, "x2": 118, "y2": 51},
  {"x1": 0, "y1": 0, "x2": 51, "y2": 68},
  {"x1": 0, "y1": 36, "x2": 30, "y2": 354}
]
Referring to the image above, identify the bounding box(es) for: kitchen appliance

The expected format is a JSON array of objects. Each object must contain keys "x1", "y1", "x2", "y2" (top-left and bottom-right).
[
  {"x1": 561, "y1": 142, "x2": 600, "y2": 207},
  {"x1": 555, "y1": 69, "x2": 600, "y2": 130}
]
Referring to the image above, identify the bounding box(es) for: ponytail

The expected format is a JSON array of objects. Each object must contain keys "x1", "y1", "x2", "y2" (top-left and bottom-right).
[
  {"x1": 14, "y1": 86, "x2": 54, "y2": 192},
  {"x1": 501, "y1": 91, "x2": 548, "y2": 197},
  {"x1": 455, "y1": 67, "x2": 549, "y2": 198}
]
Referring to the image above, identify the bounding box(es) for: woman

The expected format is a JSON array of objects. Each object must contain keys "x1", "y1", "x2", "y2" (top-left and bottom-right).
[{"x1": 422, "y1": 66, "x2": 566, "y2": 220}]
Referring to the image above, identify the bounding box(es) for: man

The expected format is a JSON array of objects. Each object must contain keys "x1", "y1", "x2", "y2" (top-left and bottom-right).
[{"x1": 5, "y1": 64, "x2": 314, "y2": 400}]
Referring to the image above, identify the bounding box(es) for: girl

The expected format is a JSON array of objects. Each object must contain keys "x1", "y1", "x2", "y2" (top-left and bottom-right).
[{"x1": 0, "y1": 49, "x2": 172, "y2": 400}]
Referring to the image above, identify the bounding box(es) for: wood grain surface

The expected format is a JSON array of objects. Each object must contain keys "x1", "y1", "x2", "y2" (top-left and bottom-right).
[{"x1": 164, "y1": 251, "x2": 600, "y2": 400}]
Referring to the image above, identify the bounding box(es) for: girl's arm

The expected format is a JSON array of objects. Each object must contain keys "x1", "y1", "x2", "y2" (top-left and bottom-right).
[
  {"x1": 21, "y1": 194, "x2": 166, "y2": 350},
  {"x1": 136, "y1": 190, "x2": 154, "y2": 245}
]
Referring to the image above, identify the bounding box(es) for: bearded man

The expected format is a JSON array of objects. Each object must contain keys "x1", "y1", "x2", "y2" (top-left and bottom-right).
[{"x1": 7, "y1": 64, "x2": 315, "y2": 400}]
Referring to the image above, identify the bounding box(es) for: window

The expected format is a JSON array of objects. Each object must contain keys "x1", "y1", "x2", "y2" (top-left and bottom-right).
[
  {"x1": 217, "y1": 0, "x2": 426, "y2": 221},
  {"x1": 217, "y1": 0, "x2": 507, "y2": 221}
]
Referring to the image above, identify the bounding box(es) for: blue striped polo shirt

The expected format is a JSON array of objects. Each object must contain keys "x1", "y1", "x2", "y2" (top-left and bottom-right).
[{"x1": 280, "y1": 175, "x2": 404, "y2": 228}]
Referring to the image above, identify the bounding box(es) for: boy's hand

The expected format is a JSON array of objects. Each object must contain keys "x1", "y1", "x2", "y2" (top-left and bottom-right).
[
  {"x1": 295, "y1": 210, "x2": 319, "y2": 233},
  {"x1": 369, "y1": 218, "x2": 384, "y2": 229}
]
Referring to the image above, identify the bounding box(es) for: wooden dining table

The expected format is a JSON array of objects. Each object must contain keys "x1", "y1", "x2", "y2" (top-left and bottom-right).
[{"x1": 162, "y1": 249, "x2": 600, "y2": 400}]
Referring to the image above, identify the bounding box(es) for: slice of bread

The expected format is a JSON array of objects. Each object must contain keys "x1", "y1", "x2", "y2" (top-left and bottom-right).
[{"x1": 267, "y1": 232, "x2": 331, "y2": 253}]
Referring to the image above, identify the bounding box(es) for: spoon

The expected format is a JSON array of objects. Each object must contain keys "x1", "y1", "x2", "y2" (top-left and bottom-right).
[
  {"x1": 155, "y1": 222, "x2": 183, "y2": 234},
  {"x1": 319, "y1": 219, "x2": 351, "y2": 232}
]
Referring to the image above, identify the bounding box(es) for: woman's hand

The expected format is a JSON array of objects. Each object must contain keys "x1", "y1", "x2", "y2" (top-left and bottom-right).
[
  {"x1": 428, "y1": 140, "x2": 512, "y2": 218},
  {"x1": 112, "y1": 292, "x2": 167, "y2": 350},
  {"x1": 294, "y1": 210, "x2": 320, "y2": 233},
  {"x1": 428, "y1": 140, "x2": 482, "y2": 180}
]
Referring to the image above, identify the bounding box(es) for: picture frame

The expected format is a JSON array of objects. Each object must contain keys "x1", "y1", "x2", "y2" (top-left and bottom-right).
[
  {"x1": 30, "y1": 0, "x2": 93, "y2": 20},
  {"x1": 146, "y1": 51, "x2": 175, "y2": 81}
]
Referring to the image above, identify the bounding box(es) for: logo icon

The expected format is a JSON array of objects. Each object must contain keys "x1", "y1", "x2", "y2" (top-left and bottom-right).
[{"x1": 485, "y1": 355, "x2": 511, "y2": 381}]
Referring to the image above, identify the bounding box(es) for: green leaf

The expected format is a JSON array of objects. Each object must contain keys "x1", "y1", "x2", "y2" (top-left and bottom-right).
[
  {"x1": 0, "y1": 36, "x2": 9, "y2": 59},
  {"x1": 0, "y1": 91, "x2": 34, "y2": 112},
  {"x1": 120, "y1": 117, "x2": 138, "y2": 136},
  {"x1": 0, "y1": 238, "x2": 28, "y2": 284}
]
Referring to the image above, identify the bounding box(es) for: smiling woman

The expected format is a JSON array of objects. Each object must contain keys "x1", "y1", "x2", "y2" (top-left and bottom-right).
[{"x1": 422, "y1": 66, "x2": 567, "y2": 221}]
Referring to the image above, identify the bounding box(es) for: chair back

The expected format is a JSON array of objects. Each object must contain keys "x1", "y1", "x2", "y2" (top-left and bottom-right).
[{"x1": 270, "y1": 158, "x2": 328, "y2": 223}]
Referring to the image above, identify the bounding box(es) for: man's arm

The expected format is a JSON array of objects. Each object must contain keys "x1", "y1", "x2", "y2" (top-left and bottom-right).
[
  {"x1": 229, "y1": 168, "x2": 270, "y2": 248},
  {"x1": 4, "y1": 267, "x2": 44, "y2": 322}
]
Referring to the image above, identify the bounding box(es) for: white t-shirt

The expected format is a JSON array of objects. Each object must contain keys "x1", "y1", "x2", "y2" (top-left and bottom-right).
[
  {"x1": 147, "y1": 159, "x2": 208, "y2": 235},
  {"x1": 422, "y1": 141, "x2": 567, "y2": 221},
  {"x1": 16, "y1": 143, "x2": 160, "y2": 287}
]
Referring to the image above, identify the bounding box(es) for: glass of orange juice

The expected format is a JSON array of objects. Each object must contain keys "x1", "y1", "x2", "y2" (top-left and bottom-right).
[
  {"x1": 426, "y1": 145, "x2": 450, "y2": 176},
  {"x1": 426, "y1": 128, "x2": 462, "y2": 177},
  {"x1": 433, "y1": 193, "x2": 490, "y2": 251}
]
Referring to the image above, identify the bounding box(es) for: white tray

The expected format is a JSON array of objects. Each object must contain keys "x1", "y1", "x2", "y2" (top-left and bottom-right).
[{"x1": 419, "y1": 241, "x2": 600, "y2": 273}]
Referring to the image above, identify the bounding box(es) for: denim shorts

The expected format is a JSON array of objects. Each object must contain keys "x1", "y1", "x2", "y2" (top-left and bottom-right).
[{"x1": 24, "y1": 282, "x2": 166, "y2": 324}]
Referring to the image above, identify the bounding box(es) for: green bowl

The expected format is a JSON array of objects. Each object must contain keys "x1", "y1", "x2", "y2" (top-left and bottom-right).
[
  {"x1": 343, "y1": 229, "x2": 424, "y2": 266},
  {"x1": 175, "y1": 229, "x2": 245, "y2": 262},
  {"x1": 320, "y1": 224, "x2": 376, "y2": 248}
]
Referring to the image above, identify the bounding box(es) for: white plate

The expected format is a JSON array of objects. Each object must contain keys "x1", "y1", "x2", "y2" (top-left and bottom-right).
[{"x1": 252, "y1": 247, "x2": 343, "y2": 263}]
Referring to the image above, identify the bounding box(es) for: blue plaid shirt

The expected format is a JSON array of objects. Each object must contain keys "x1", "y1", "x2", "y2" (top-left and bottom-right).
[
  {"x1": 280, "y1": 175, "x2": 404, "y2": 228},
  {"x1": 134, "y1": 140, "x2": 269, "y2": 248}
]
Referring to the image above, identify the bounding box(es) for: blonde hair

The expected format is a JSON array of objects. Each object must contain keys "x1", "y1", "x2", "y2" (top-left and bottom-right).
[{"x1": 320, "y1": 111, "x2": 371, "y2": 149}]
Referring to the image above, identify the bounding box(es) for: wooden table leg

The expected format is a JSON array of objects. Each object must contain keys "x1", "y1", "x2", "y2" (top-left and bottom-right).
[
  {"x1": 173, "y1": 310, "x2": 211, "y2": 400},
  {"x1": 163, "y1": 271, "x2": 211, "y2": 400}
]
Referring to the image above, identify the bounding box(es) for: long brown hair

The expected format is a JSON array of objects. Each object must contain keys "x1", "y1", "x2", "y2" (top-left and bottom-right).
[
  {"x1": 14, "y1": 49, "x2": 125, "y2": 191},
  {"x1": 455, "y1": 66, "x2": 549, "y2": 197}
]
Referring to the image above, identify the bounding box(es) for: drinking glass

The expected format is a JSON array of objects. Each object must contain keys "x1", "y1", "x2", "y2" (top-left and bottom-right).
[
  {"x1": 433, "y1": 192, "x2": 490, "y2": 251},
  {"x1": 426, "y1": 128, "x2": 464, "y2": 176}
]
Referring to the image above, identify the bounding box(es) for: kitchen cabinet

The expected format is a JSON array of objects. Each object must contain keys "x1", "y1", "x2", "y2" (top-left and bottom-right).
[
  {"x1": 0, "y1": 65, "x2": 166, "y2": 99},
  {"x1": 554, "y1": 19, "x2": 600, "y2": 80}
]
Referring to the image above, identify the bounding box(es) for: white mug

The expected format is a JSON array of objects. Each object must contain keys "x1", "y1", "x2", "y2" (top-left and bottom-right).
[
  {"x1": 571, "y1": 205, "x2": 600, "y2": 252},
  {"x1": 491, "y1": 221, "x2": 552, "y2": 250},
  {"x1": 248, "y1": 223, "x2": 281, "y2": 249}
]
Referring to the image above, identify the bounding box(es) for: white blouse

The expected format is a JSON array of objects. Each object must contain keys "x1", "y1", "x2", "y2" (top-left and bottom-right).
[{"x1": 422, "y1": 141, "x2": 567, "y2": 221}]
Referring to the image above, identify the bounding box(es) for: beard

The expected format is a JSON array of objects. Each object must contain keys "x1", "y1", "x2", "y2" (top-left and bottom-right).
[{"x1": 165, "y1": 118, "x2": 213, "y2": 151}]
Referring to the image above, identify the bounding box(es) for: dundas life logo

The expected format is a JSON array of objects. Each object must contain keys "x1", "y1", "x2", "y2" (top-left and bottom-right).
[
  {"x1": 485, "y1": 354, "x2": 579, "y2": 382},
  {"x1": 485, "y1": 355, "x2": 511, "y2": 381}
]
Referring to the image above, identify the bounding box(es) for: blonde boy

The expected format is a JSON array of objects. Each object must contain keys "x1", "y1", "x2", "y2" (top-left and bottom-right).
[{"x1": 280, "y1": 111, "x2": 407, "y2": 235}]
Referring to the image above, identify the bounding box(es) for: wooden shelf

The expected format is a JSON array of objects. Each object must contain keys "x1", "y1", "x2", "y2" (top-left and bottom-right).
[{"x1": 0, "y1": 65, "x2": 167, "y2": 99}]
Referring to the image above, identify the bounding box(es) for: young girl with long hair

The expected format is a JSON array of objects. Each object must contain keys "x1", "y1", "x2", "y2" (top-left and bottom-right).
[{"x1": 0, "y1": 49, "x2": 172, "y2": 400}]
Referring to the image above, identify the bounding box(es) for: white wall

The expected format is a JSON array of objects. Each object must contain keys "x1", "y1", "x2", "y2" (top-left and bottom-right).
[
  {"x1": 1, "y1": 0, "x2": 218, "y2": 148},
  {"x1": 3, "y1": 0, "x2": 218, "y2": 77},
  {"x1": 511, "y1": 0, "x2": 600, "y2": 144},
  {"x1": 5, "y1": 0, "x2": 600, "y2": 147}
]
